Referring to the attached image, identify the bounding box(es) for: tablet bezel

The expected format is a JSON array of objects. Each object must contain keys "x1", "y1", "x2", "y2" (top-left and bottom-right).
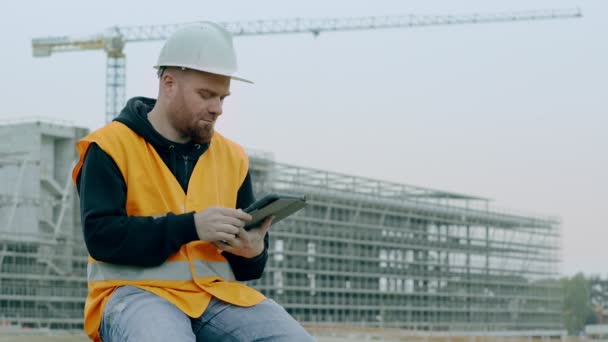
[{"x1": 243, "y1": 193, "x2": 306, "y2": 230}]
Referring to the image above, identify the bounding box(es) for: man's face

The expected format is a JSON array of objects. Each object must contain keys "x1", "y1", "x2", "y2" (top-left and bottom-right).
[{"x1": 166, "y1": 69, "x2": 231, "y2": 144}]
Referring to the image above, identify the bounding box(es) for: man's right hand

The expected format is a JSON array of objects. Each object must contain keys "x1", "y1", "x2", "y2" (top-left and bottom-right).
[{"x1": 193, "y1": 207, "x2": 252, "y2": 243}]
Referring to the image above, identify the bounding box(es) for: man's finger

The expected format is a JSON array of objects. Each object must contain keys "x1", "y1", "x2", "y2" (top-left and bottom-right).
[
  {"x1": 251, "y1": 216, "x2": 274, "y2": 236},
  {"x1": 234, "y1": 209, "x2": 252, "y2": 222},
  {"x1": 213, "y1": 240, "x2": 234, "y2": 251},
  {"x1": 220, "y1": 216, "x2": 246, "y2": 229},
  {"x1": 215, "y1": 231, "x2": 237, "y2": 242},
  {"x1": 218, "y1": 207, "x2": 252, "y2": 222},
  {"x1": 217, "y1": 224, "x2": 240, "y2": 235},
  {"x1": 262, "y1": 215, "x2": 274, "y2": 230}
]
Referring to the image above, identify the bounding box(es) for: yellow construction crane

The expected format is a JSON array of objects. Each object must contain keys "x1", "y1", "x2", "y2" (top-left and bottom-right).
[{"x1": 31, "y1": 8, "x2": 581, "y2": 123}]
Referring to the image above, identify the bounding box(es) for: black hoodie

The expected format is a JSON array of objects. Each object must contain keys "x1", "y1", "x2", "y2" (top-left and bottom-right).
[{"x1": 76, "y1": 97, "x2": 268, "y2": 281}]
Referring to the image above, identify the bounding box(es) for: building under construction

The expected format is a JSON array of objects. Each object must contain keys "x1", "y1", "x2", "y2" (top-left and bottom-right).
[{"x1": 0, "y1": 121, "x2": 562, "y2": 335}]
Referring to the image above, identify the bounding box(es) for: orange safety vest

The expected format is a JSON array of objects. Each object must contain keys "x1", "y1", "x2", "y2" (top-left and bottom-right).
[{"x1": 72, "y1": 122, "x2": 265, "y2": 342}]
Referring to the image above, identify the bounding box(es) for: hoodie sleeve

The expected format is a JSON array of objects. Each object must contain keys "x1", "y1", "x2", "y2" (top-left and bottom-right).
[{"x1": 77, "y1": 143, "x2": 199, "y2": 267}]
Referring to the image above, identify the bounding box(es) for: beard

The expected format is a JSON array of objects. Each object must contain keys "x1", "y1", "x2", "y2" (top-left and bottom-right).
[
  {"x1": 189, "y1": 120, "x2": 215, "y2": 144},
  {"x1": 168, "y1": 94, "x2": 215, "y2": 144}
]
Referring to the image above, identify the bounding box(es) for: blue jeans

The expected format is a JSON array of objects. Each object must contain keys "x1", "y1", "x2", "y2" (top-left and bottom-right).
[{"x1": 99, "y1": 285, "x2": 315, "y2": 341}]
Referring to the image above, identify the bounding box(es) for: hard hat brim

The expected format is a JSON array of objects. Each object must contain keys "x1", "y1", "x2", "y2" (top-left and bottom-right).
[
  {"x1": 229, "y1": 74, "x2": 254, "y2": 84},
  {"x1": 154, "y1": 64, "x2": 253, "y2": 84}
]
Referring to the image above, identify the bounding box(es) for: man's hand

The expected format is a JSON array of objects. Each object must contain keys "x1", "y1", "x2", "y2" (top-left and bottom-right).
[
  {"x1": 212, "y1": 216, "x2": 274, "y2": 259},
  {"x1": 194, "y1": 207, "x2": 252, "y2": 243}
]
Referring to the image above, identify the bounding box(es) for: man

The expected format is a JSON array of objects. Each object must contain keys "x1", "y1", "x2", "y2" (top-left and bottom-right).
[{"x1": 73, "y1": 22, "x2": 314, "y2": 341}]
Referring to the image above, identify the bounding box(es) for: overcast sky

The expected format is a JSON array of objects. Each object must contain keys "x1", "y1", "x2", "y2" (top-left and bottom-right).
[{"x1": 1, "y1": 0, "x2": 605, "y2": 276}]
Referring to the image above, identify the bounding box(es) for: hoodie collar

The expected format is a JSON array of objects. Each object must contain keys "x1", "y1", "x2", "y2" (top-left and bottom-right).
[
  {"x1": 114, "y1": 97, "x2": 209, "y2": 157},
  {"x1": 114, "y1": 97, "x2": 209, "y2": 175}
]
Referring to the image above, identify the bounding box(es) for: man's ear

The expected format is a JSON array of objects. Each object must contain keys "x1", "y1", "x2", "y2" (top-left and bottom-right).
[{"x1": 160, "y1": 71, "x2": 177, "y2": 97}]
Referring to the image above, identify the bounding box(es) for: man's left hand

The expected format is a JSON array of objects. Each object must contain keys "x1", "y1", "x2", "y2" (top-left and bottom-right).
[{"x1": 212, "y1": 215, "x2": 274, "y2": 259}]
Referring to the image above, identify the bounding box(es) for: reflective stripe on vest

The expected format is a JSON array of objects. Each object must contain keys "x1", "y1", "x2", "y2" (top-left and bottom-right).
[{"x1": 88, "y1": 260, "x2": 236, "y2": 282}]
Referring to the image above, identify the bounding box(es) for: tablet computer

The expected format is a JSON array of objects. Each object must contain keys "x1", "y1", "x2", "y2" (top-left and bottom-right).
[{"x1": 243, "y1": 193, "x2": 306, "y2": 230}]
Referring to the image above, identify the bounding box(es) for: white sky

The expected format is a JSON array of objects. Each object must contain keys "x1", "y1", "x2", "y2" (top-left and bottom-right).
[{"x1": 1, "y1": 0, "x2": 605, "y2": 276}]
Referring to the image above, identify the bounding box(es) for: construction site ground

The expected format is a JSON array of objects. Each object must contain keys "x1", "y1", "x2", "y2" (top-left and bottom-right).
[
  {"x1": 0, "y1": 336, "x2": 600, "y2": 342},
  {"x1": 0, "y1": 326, "x2": 600, "y2": 342}
]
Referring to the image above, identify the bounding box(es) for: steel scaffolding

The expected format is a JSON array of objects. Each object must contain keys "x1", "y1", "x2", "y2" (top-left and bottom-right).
[
  {"x1": 0, "y1": 121, "x2": 88, "y2": 329},
  {"x1": 0, "y1": 123, "x2": 562, "y2": 334},
  {"x1": 247, "y1": 153, "x2": 562, "y2": 333}
]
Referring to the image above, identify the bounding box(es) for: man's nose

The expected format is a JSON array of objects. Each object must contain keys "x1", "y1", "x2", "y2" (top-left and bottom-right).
[{"x1": 208, "y1": 98, "x2": 223, "y2": 117}]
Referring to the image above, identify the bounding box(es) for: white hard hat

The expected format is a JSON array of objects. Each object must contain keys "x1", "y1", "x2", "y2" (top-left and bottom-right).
[{"x1": 154, "y1": 22, "x2": 252, "y2": 83}]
